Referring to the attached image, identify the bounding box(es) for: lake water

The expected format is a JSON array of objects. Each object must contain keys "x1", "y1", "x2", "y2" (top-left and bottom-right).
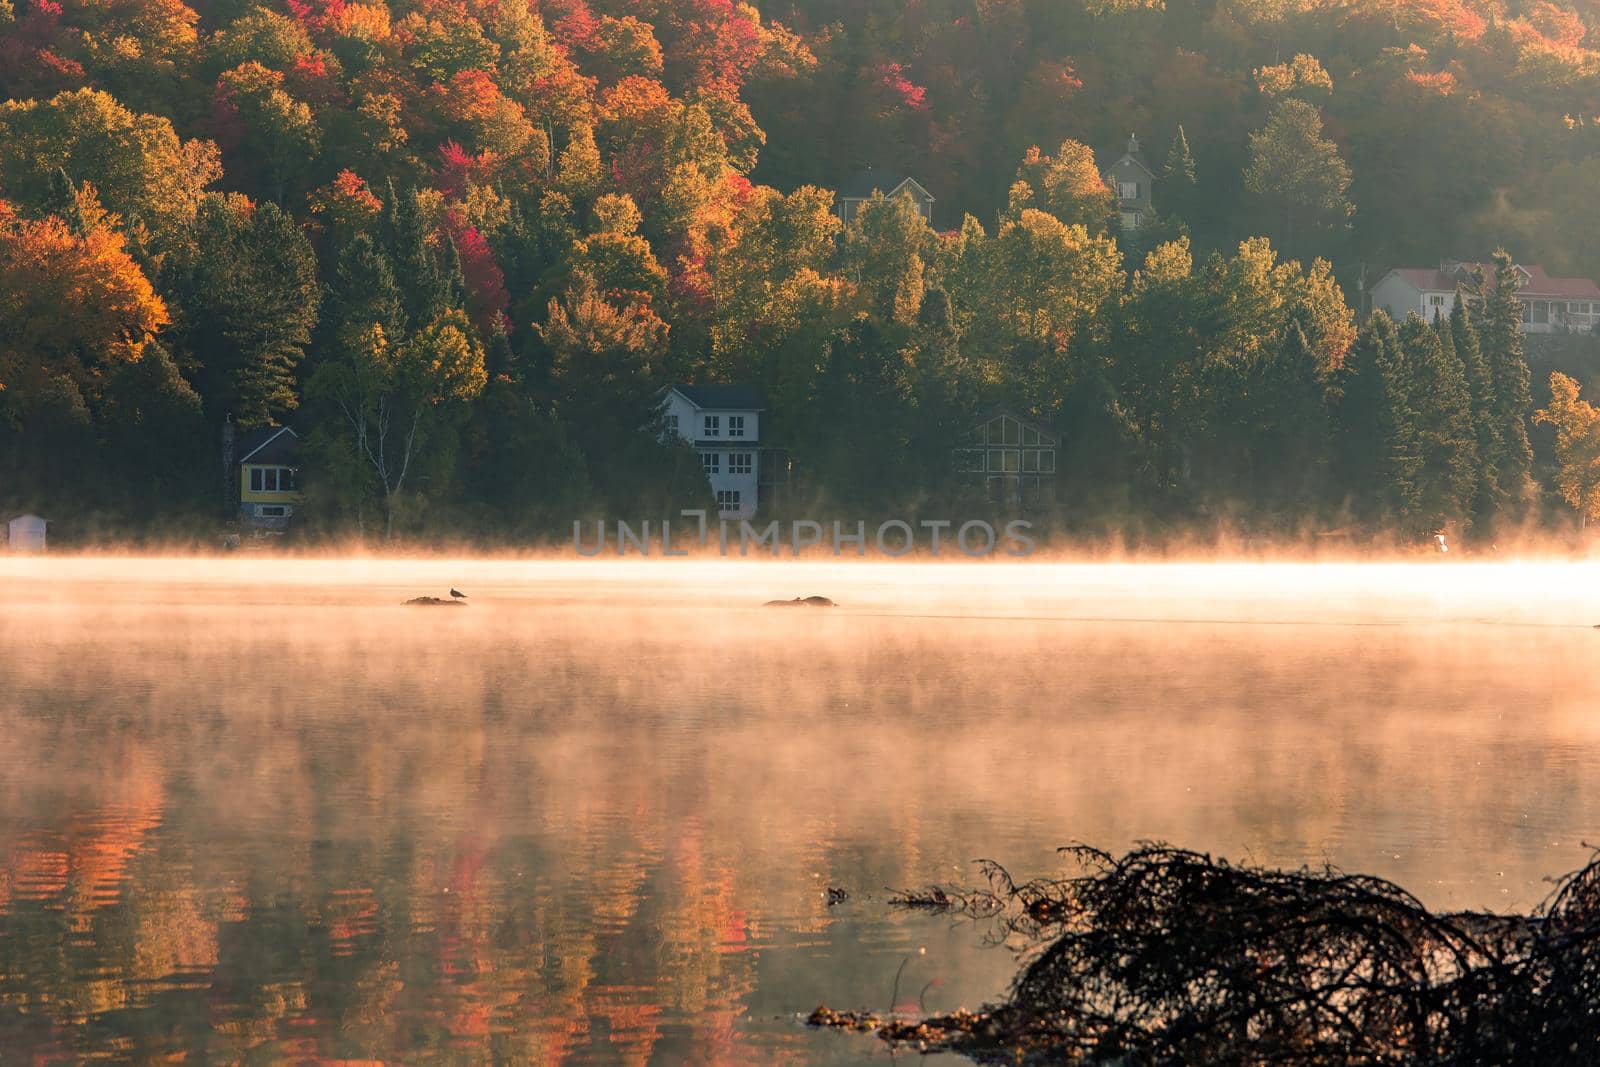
[{"x1": 2, "y1": 557, "x2": 1598, "y2": 1063}]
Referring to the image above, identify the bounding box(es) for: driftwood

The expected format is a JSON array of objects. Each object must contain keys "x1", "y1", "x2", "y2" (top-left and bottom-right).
[
  {"x1": 813, "y1": 843, "x2": 1600, "y2": 1065},
  {"x1": 764, "y1": 595, "x2": 836, "y2": 607}
]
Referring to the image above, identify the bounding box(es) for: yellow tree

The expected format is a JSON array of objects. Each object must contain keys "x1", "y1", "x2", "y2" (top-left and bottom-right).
[
  {"x1": 1010, "y1": 139, "x2": 1116, "y2": 232},
  {"x1": 1534, "y1": 372, "x2": 1600, "y2": 532},
  {"x1": 0, "y1": 89, "x2": 219, "y2": 242},
  {"x1": 0, "y1": 189, "x2": 169, "y2": 404}
]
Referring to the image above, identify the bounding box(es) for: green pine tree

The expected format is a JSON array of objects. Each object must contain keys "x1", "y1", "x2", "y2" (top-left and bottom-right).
[
  {"x1": 1473, "y1": 251, "x2": 1536, "y2": 524},
  {"x1": 385, "y1": 185, "x2": 456, "y2": 329},
  {"x1": 324, "y1": 232, "x2": 406, "y2": 354},
  {"x1": 1164, "y1": 125, "x2": 1196, "y2": 184},
  {"x1": 1334, "y1": 312, "x2": 1420, "y2": 526},
  {"x1": 169, "y1": 197, "x2": 320, "y2": 429},
  {"x1": 1401, "y1": 315, "x2": 1476, "y2": 532},
  {"x1": 1448, "y1": 298, "x2": 1503, "y2": 529}
]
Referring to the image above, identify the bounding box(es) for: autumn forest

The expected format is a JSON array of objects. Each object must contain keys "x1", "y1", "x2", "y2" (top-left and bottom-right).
[{"x1": 3, "y1": 0, "x2": 1600, "y2": 543}]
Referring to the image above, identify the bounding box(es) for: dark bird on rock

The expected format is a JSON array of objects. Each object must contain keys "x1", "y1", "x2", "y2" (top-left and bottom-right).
[{"x1": 451, "y1": 588, "x2": 468, "y2": 599}]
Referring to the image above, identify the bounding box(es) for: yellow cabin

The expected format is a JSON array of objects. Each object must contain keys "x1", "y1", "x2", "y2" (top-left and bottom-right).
[{"x1": 237, "y1": 426, "x2": 301, "y2": 531}]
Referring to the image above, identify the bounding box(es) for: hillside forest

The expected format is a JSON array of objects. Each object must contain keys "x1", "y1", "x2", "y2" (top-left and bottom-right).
[{"x1": 2, "y1": 0, "x2": 1600, "y2": 543}]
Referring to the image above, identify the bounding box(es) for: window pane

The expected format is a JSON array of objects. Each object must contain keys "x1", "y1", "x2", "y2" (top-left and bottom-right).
[
  {"x1": 250, "y1": 468, "x2": 262, "y2": 492},
  {"x1": 1040, "y1": 450, "x2": 1056, "y2": 474}
]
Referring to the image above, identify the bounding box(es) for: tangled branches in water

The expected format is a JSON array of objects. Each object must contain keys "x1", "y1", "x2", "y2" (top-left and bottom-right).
[{"x1": 811, "y1": 844, "x2": 1600, "y2": 1064}]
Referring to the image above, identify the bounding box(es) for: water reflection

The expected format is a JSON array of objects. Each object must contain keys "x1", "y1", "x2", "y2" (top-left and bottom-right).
[{"x1": 2, "y1": 559, "x2": 1598, "y2": 1062}]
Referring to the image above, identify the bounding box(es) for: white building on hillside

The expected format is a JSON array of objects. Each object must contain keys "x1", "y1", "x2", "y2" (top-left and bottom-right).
[
  {"x1": 662, "y1": 385, "x2": 784, "y2": 519},
  {"x1": 1372, "y1": 261, "x2": 1600, "y2": 333}
]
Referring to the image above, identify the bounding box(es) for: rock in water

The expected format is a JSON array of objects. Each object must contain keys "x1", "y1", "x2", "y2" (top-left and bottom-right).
[
  {"x1": 405, "y1": 596, "x2": 465, "y2": 607},
  {"x1": 764, "y1": 596, "x2": 836, "y2": 607}
]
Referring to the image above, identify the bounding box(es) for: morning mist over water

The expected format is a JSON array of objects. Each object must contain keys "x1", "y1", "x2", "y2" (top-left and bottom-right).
[{"x1": 3, "y1": 557, "x2": 1598, "y2": 1062}]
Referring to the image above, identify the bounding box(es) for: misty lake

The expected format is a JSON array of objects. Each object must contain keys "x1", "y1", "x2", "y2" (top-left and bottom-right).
[{"x1": 2, "y1": 557, "x2": 1599, "y2": 1063}]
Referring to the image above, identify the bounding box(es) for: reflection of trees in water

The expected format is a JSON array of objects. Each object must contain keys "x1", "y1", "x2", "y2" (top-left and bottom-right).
[{"x1": 2, "y1": 598, "x2": 1599, "y2": 1059}]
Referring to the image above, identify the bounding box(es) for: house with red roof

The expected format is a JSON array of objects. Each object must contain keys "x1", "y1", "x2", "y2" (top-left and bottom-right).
[{"x1": 1371, "y1": 260, "x2": 1600, "y2": 334}]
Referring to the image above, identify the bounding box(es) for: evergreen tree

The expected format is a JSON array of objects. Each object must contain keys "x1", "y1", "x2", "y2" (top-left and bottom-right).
[
  {"x1": 1400, "y1": 315, "x2": 1476, "y2": 532},
  {"x1": 384, "y1": 185, "x2": 456, "y2": 330},
  {"x1": 1246, "y1": 319, "x2": 1329, "y2": 520},
  {"x1": 169, "y1": 195, "x2": 319, "y2": 428},
  {"x1": 1242, "y1": 99, "x2": 1353, "y2": 255},
  {"x1": 101, "y1": 342, "x2": 209, "y2": 509},
  {"x1": 1473, "y1": 251, "x2": 1536, "y2": 524},
  {"x1": 1333, "y1": 312, "x2": 1420, "y2": 526},
  {"x1": 1449, "y1": 298, "x2": 1503, "y2": 528},
  {"x1": 323, "y1": 233, "x2": 405, "y2": 354},
  {"x1": 1164, "y1": 125, "x2": 1196, "y2": 184}
]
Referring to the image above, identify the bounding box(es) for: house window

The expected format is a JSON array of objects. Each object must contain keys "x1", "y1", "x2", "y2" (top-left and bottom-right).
[
  {"x1": 1533, "y1": 301, "x2": 1549, "y2": 325},
  {"x1": 1120, "y1": 211, "x2": 1140, "y2": 231},
  {"x1": 1118, "y1": 181, "x2": 1138, "y2": 200},
  {"x1": 1001, "y1": 450, "x2": 1020, "y2": 473},
  {"x1": 1521, "y1": 300, "x2": 1532, "y2": 323},
  {"x1": 1022, "y1": 449, "x2": 1040, "y2": 473},
  {"x1": 1428, "y1": 294, "x2": 1445, "y2": 308},
  {"x1": 704, "y1": 414, "x2": 720, "y2": 437},
  {"x1": 728, "y1": 415, "x2": 745, "y2": 437},
  {"x1": 716, "y1": 489, "x2": 741, "y2": 511},
  {"x1": 729, "y1": 452, "x2": 752, "y2": 475},
  {"x1": 702, "y1": 452, "x2": 720, "y2": 475},
  {"x1": 1040, "y1": 451, "x2": 1057, "y2": 474},
  {"x1": 250, "y1": 467, "x2": 296, "y2": 492},
  {"x1": 259, "y1": 505, "x2": 287, "y2": 517},
  {"x1": 665, "y1": 414, "x2": 679, "y2": 437}
]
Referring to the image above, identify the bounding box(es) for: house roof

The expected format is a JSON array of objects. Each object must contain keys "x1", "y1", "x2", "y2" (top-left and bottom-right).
[
  {"x1": 670, "y1": 384, "x2": 767, "y2": 411},
  {"x1": 8, "y1": 514, "x2": 46, "y2": 524},
  {"x1": 1099, "y1": 133, "x2": 1156, "y2": 179},
  {"x1": 972, "y1": 405, "x2": 1060, "y2": 446},
  {"x1": 238, "y1": 425, "x2": 299, "y2": 465},
  {"x1": 1385, "y1": 263, "x2": 1600, "y2": 301},
  {"x1": 837, "y1": 169, "x2": 934, "y2": 202}
]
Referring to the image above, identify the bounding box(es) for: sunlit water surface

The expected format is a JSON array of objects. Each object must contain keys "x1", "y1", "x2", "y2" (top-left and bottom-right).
[{"x1": 2, "y1": 557, "x2": 1599, "y2": 1063}]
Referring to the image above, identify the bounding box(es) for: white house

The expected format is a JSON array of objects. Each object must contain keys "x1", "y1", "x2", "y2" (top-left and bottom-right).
[
  {"x1": 7, "y1": 513, "x2": 47, "y2": 552},
  {"x1": 836, "y1": 169, "x2": 935, "y2": 226},
  {"x1": 661, "y1": 385, "x2": 772, "y2": 519},
  {"x1": 1372, "y1": 261, "x2": 1600, "y2": 334}
]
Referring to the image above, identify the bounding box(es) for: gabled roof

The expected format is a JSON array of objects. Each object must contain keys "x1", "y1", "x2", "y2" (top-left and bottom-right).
[
  {"x1": 1382, "y1": 263, "x2": 1600, "y2": 301},
  {"x1": 837, "y1": 168, "x2": 934, "y2": 202},
  {"x1": 971, "y1": 405, "x2": 1060, "y2": 446},
  {"x1": 669, "y1": 384, "x2": 767, "y2": 411},
  {"x1": 238, "y1": 425, "x2": 299, "y2": 465},
  {"x1": 8, "y1": 513, "x2": 47, "y2": 524},
  {"x1": 1099, "y1": 134, "x2": 1156, "y2": 180}
]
